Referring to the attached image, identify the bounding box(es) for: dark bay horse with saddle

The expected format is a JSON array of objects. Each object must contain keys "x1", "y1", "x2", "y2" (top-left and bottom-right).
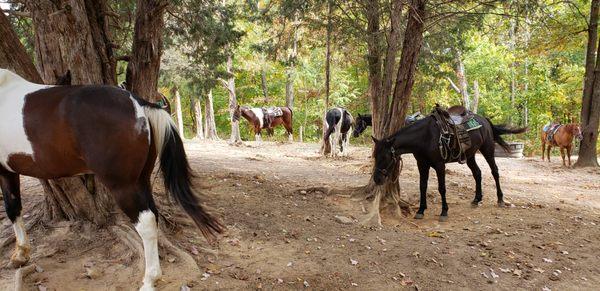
[
  {"x1": 235, "y1": 105, "x2": 293, "y2": 142},
  {"x1": 0, "y1": 69, "x2": 222, "y2": 290},
  {"x1": 372, "y1": 104, "x2": 526, "y2": 221},
  {"x1": 322, "y1": 107, "x2": 354, "y2": 156},
  {"x1": 541, "y1": 123, "x2": 583, "y2": 166}
]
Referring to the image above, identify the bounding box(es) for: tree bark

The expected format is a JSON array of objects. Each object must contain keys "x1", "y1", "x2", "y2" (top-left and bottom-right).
[
  {"x1": 261, "y1": 67, "x2": 269, "y2": 103},
  {"x1": 204, "y1": 89, "x2": 219, "y2": 140},
  {"x1": 472, "y1": 80, "x2": 480, "y2": 114},
  {"x1": 454, "y1": 49, "x2": 470, "y2": 109},
  {"x1": 358, "y1": 0, "x2": 427, "y2": 225},
  {"x1": 324, "y1": 0, "x2": 333, "y2": 110},
  {"x1": 23, "y1": 0, "x2": 117, "y2": 225},
  {"x1": 223, "y1": 55, "x2": 242, "y2": 145},
  {"x1": 173, "y1": 87, "x2": 185, "y2": 137},
  {"x1": 285, "y1": 13, "x2": 299, "y2": 109},
  {"x1": 126, "y1": 0, "x2": 168, "y2": 101},
  {"x1": 192, "y1": 96, "x2": 205, "y2": 140},
  {"x1": 575, "y1": 0, "x2": 600, "y2": 168},
  {"x1": 0, "y1": 12, "x2": 42, "y2": 83}
]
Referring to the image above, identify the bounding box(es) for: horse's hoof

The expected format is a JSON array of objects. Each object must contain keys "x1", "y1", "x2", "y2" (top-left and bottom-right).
[
  {"x1": 139, "y1": 283, "x2": 156, "y2": 291},
  {"x1": 471, "y1": 200, "x2": 482, "y2": 207},
  {"x1": 414, "y1": 213, "x2": 424, "y2": 219},
  {"x1": 439, "y1": 215, "x2": 448, "y2": 222},
  {"x1": 497, "y1": 201, "x2": 506, "y2": 208},
  {"x1": 10, "y1": 247, "x2": 30, "y2": 268}
]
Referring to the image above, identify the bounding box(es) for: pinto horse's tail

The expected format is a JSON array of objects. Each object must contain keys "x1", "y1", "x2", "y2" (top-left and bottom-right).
[
  {"x1": 488, "y1": 118, "x2": 528, "y2": 152},
  {"x1": 144, "y1": 107, "x2": 223, "y2": 240}
]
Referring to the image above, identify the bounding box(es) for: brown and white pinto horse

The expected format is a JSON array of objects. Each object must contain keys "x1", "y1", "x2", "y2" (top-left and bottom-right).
[
  {"x1": 0, "y1": 69, "x2": 222, "y2": 290},
  {"x1": 541, "y1": 123, "x2": 583, "y2": 166},
  {"x1": 235, "y1": 105, "x2": 293, "y2": 142}
]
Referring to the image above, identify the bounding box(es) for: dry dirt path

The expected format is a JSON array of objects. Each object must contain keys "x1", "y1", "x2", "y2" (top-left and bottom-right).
[{"x1": 1, "y1": 140, "x2": 599, "y2": 290}]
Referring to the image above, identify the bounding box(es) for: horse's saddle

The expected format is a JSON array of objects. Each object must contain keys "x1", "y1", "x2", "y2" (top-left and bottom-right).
[
  {"x1": 261, "y1": 107, "x2": 283, "y2": 128},
  {"x1": 543, "y1": 123, "x2": 561, "y2": 142},
  {"x1": 432, "y1": 104, "x2": 481, "y2": 163}
]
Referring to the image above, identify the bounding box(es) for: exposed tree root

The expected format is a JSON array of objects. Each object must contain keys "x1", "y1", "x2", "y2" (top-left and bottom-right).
[{"x1": 14, "y1": 263, "x2": 37, "y2": 291}]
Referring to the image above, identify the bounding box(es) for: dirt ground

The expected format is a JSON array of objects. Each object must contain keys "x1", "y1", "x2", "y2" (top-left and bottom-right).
[{"x1": 1, "y1": 140, "x2": 600, "y2": 290}]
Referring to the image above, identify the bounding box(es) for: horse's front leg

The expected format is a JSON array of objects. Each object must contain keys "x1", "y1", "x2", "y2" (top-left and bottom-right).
[
  {"x1": 546, "y1": 145, "x2": 552, "y2": 162},
  {"x1": 541, "y1": 140, "x2": 546, "y2": 161},
  {"x1": 414, "y1": 160, "x2": 430, "y2": 219},
  {"x1": 566, "y1": 145, "x2": 572, "y2": 167},
  {"x1": 433, "y1": 163, "x2": 448, "y2": 222},
  {"x1": 1, "y1": 173, "x2": 31, "y2": 267},
  {"x1": 559, "y1": 147, "x2": 566, "y2": 166}
]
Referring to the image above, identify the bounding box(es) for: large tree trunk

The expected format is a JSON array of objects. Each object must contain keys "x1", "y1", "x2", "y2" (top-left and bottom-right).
[
  {"x1": 357, "y1": 0, "x2": 426, "y2": 225},
  {"x1": 285, "y1": 13, "x2": 299, "y2": 109},
  {"x1": 204, "y1": 89, "x2": 219, "y2": 140},
  {"x1": 126, "y1": 0, "x2": 168, "y2": 101},
  {"x1": 223, "y1": 55, "x2": 242, "y2": 145},
  {"x1": 24, "y1": 0, "x2": 117, "y2": 225},
  {"x1": 192, "y1": 96, "x2": 205, "y2": 140},
  {"x1": 575, "y1": 0, "x2": 600, "y2": 167},
  {"x1": 0, "y1": 12, "x2": 42, "y2": 83},
  {"x1": 324, "y1": 0, "x2": 332, "y2": 110}
]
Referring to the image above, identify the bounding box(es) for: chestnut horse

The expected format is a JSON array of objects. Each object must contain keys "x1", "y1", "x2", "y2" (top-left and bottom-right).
[
  {"x1": 541, "y1": 123, "x2": 583, "y2": 166},
  {"x1": 0, "y1": 69, "x2": 222, "y2": 290},
  {"x1": 235, "y1": 105, "x2": 293, "y2": 141}
]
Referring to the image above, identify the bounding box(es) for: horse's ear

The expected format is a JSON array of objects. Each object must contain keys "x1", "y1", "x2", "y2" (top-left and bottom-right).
[{"x1": 371, "y1": 136, "x2": 379, "y2": 143}]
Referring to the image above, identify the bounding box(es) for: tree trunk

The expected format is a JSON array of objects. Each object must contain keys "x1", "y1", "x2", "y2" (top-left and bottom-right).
[
  {"x1": 22, "y1": 0, "x2": 117, "y2": 225},
  {"x1": 0, "y1": 12, "x2": 42, "y2": 83},
  {"x1": 454, "y1": 49, "x2": 470, "y2": 109},
  {"x1": 126, "y1": 0, "x2": 168, "y2": 101},
  {"x1": 173, "y1": 87, "x2": 185, "y2": 137},
  {"x1": 205, "y1": 89, "x2": 219, "y2": 140},
  {"x1": 223, "y1": 55, "x2": 242, "y2": 145},
  {"x1": 575, "y1": 0, "x2": 600, "y2": 168},
  {"x1": 359, "y1": 0, "x2": 427, "y2": 225},
  {"x1": 192, "y1": 96, "x2": 205, "y2": 140},
  {"x1": 285, "y1": 13, "x2": 299, "y2": 109},
  {"x1": 324, "y1": 0, "x2": 333, "y2": 110},
  {"x1": 472, "y1": 80, "x2": 480, "y2": 114},
  {"x1": 261, "y1": 67, "x2": 269, "y2": 103}
]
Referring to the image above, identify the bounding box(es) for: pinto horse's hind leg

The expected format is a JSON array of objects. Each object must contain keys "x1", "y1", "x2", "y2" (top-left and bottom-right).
[
  {"x1": 433, "y1": 163, "x2": 449, "y2": 222},
  {"x1": 466, "y1": 156, "x2": 483, "y2": 206},
  {"x1": 110, "y1": 182, "x2": 161, "y2": 291},
  {"x1": 1, "y1": 172, "x2": 30, "y2": 267}
]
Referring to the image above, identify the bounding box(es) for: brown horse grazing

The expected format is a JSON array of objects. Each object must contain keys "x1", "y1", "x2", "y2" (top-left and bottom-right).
[
  {"x1": 541, "y1": 123, "x2": 583, "y2": 166},
  {"x1": 235, "y1": 105, "x2": 293, "y2": 142},
  {"x1": 0, "y1": 69, "x2": 222, "y2": 291}
]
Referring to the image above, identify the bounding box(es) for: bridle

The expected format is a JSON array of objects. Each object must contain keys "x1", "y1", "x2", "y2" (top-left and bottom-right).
[{"x1": 374, "y1": 146, "x2": 403, "y2": 180}]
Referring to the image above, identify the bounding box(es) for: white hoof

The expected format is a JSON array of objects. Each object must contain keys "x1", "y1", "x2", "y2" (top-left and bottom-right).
[{"x1": 139, "y1": 283, "x2": 156, "y2": 291}]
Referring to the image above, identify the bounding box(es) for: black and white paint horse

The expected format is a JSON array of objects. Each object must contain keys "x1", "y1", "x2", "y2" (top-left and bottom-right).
[
  {"x1": 322, "y1": 107, "x2": 354, "y2": 156},
  {"x1": 0, "y1": 69, "x2": 222, "y2": 290}
]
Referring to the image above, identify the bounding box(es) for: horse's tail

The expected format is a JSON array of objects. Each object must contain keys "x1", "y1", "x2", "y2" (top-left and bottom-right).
[
  {"x1": 487, "y1": 118, "x2": 528, "y2": 152},
  {"x1": 143, "y1": 107, "x2": 223, "y2": 240},
  {"x1": 287, "y1": 106, "x2": 293, "y2": 134}
]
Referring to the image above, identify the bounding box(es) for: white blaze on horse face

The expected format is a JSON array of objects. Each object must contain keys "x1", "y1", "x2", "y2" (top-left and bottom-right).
[
  {"x1": 250, "y1": 108, "x2": 264, "y2": 129},
  {"x1": 129, "y1": 94, "x2": 151, "y2": 143},
  {"x1": 0, "y1": 69, "x2": 49, "y2": 172},
  {"x1": 135, "y1": 210, "x2": 161, "y2": 290}
]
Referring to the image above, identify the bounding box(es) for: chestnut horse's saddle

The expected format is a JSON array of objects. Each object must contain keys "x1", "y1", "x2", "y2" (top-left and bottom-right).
[
  {"x1": 262, "y1": 107, "x2": 283, "y2": 128},
  {"x1": 542, "y1": 123, "x2": 561, "y2": 142},
  {"x1": 431, "y1": 104, "x2": 481, "y2": 163}
]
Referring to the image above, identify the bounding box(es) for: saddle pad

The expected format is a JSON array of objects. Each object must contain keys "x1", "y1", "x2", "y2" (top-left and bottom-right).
[
  {"x1": 265, "y1": 107, "x2": 283, "y2": 117},
  {"x1": 464, "y1": 118, "x2": 482, "y2": 131}
]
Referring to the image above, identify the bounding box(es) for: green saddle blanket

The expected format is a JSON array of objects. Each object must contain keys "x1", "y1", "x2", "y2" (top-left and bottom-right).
[{"x1": 463, "y1": 118, "x2": 482, "y2": 131}]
